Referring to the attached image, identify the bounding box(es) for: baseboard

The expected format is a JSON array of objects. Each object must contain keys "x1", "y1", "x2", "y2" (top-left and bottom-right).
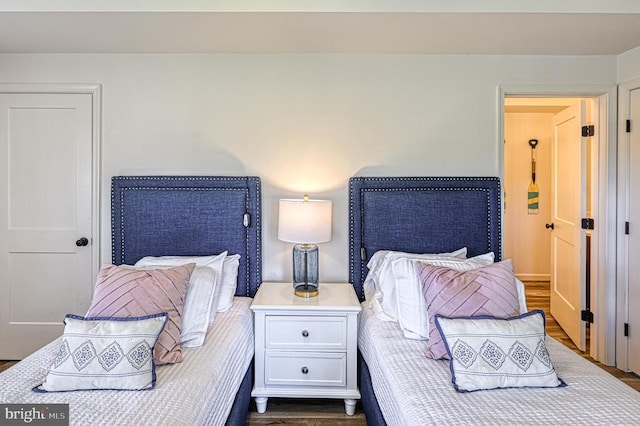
[{"x1": 515, "y1": 273, "x2": 550, "y2": 282}]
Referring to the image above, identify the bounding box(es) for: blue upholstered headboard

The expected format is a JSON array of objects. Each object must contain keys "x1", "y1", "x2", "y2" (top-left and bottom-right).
[
  {"x1": 111, "y1": 176, "x2": 261, "y2": 297},
  {"x1": 349, "y1": 177, "x2": 501, "y2": 301}
]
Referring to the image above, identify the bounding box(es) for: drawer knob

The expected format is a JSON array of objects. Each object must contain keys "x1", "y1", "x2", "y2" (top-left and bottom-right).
[
  {"x1": 301, "y1": 330, "x2": 309, "y2": 337},
  {"x1": 301, "y1": 366, "x2": 309, "y2": 374}
]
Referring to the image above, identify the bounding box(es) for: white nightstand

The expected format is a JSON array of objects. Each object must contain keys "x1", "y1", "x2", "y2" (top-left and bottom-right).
[{"x1": 250, "y1": 282, "x2": 362, "y2": 415}]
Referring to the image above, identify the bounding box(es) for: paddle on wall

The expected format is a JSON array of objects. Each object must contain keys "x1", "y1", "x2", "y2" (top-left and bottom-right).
[{"x1": 528, "y1": 139, "x2": 539, "y2": 214}]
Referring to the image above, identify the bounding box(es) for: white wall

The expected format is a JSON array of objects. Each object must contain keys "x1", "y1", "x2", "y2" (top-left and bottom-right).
[
  {"x1": 0, "y1": 53, "x2": 617, "y2": 283},
  {"x1": 618, "y1": 45, "x2": 640, "y2": 83}
]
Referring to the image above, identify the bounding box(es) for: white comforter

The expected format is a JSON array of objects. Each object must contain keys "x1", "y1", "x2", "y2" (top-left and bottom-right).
[
  {"x1": 0, "y1": 297, "x2": 254, "y2": 426},
  {"x1": 359, "y1": 302, "x2": 640, "y2": 426}
]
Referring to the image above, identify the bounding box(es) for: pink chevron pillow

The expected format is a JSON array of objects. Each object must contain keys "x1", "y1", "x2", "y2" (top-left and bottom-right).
[
  {"x1": 86, "y1": 263, "x2": 195, "y2": 365},
  {"x1": 418, "y1": 259, "x2": 520, "y2": 360}
]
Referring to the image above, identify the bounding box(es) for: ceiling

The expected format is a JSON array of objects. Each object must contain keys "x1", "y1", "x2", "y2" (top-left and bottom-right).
[
  {"x1": 505, "y1": 98, "x2": 583, "y2": 114},
  {"x1": 1, "y1": 11, "x2": 640, "y2": 55}
]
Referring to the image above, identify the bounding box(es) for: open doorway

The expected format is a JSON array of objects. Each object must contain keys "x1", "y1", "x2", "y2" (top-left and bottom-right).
[
  {"x1": 503, "y1": 96, "x2": 595, "y2": 354},
  {"x1": 499, "y1": 84, "x2": 617, "y2": 367}
]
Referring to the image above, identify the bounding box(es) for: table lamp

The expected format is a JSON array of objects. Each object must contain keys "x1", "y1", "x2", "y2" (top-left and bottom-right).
[{"x1": 278, "y1": 195, "x2": 332, "y2": 297}]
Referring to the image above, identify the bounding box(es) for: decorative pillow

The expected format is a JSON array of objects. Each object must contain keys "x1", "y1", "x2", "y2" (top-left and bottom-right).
[
  {"x1": 392, "y1": 252, "x2": 495, "y2": 340},
  {"x1": 135, "y1": 251, "x2": 239, "y2": 313},
  {"x1": 434, "y1": 309, "x2": 565, "y2": 392},
  {"x1": 132, "y1": 260, "x2": 220, "y2": 347},
  {"x1": 418, "y1": 259, "x2": 520, "y2": 359},
  {"x1": 121, "y1": 264, "x2": 218, "y2": 348},
  {"x1": 86, "y1": 263, "x2": 194, "y2": 365},
  {"x1": 362, "y1": 248, "x2": 468, "y2": 322},
  {"x1": 33, "y1": 313, "x2": 167, "y2": 392},
  {"x1": 136, "y1": 252, "x2": 226, "y2": 316}
]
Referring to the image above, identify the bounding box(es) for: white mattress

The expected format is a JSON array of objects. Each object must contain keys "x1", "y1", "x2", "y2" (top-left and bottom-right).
[
  {"x1": 0, "y1": 297, "x2": 254, "y2": 426},
  {"x1": 359, "y1": 302, "x2": 640, "y2": 426}
]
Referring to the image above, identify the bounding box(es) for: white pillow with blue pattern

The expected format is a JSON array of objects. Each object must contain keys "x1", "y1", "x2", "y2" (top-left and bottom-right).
[
  {"x1": 33, "y1": 312, "x2": 167, "y2": 392},
  {"x1": 434, "y1": 309, "x2": 565, "y2": 392}
]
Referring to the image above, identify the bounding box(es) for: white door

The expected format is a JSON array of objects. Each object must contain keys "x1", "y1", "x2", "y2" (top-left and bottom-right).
[
  {"x1": 549, "y1": 101, "x2": 587, "y2": 351},
  {"x1": 628, "y1": 88, "x2": 640, "y2": 373},
  {"x1": 0, "y1": 92, "x2": 96, "y2": 359}
]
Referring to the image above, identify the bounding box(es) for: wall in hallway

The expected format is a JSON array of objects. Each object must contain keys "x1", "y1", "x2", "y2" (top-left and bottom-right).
[{"x1": 504, "y1": 112, "x2": 553, "y2": 281}]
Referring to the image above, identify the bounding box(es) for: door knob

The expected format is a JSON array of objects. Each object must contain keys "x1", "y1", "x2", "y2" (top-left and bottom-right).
[
  {"x1": 75, "y1": 237, "x2": 89, "y2": 247},
  {"x1": 545, "y1": 223, "x2": 555, "y2": 230}
]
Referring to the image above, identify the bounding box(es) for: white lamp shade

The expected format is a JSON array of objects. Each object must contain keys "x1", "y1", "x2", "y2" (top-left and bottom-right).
[{"x1": 278, "y1": 198, "x2": 332, "y2": 244}]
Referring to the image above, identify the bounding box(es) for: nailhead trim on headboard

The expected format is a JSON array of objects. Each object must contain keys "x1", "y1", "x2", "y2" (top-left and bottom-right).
[
  {"x1": 348, "y1": 176, "x2": 501, "y2": 301},
  {"x1": 110, "y1": 176, "x2": 262, "y2": 297}
]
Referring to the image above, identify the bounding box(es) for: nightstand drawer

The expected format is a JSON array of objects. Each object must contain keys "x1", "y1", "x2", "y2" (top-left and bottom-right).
[
  {"x1": 265, "y1": 352, "x2": 346, "y2": 387},
  {"x1": 265, "y1": 315, "x2": 347, "y2": 349}
]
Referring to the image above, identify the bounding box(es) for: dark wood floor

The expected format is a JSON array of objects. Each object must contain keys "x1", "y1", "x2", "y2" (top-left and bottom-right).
[
  {"x1": 0, "y1": 360, "x2": 16, "y2": 374},
  {"x1": 1, "y1": 281, "x2": 638, "y2": 425},
  {"x1": 524, "y1": 281, "x2": 640, "y2": 392}
]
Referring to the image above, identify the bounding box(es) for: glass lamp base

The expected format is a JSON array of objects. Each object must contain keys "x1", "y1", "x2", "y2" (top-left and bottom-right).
[{"x1": 292, "y1": 243, "x2": 319, "y2": 298}]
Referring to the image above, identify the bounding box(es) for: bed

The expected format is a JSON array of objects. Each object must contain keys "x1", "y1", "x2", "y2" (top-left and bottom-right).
[
  {"x1": 350, "y1": 176, "x2": 640, "y2": 425},
  {"x1": 0, "y1": 176, "x2": 262, "y2": 426}
]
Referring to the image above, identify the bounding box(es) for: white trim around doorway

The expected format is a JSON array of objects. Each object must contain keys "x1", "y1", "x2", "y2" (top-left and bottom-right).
[
  {"x1": 616, "y1": 77, "x2": 640, "y2": 371},
  {"x1": 498, "y1": 84, "x2": 617, "y2": 366}
]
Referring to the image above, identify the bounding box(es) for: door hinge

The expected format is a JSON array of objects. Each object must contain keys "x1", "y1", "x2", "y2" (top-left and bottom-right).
[
  {"x1": 625, "y1": 323, "x2": 629, "y2": 337},
  {"x1": 581, "y1": 309, "x2": 594, "y2": 323},
  {"x1": 626, "y1": 221, "x2": 630, "y2": 235},
  {"x1": 627, "y1": 119, "x2": 631, "y2": 133},
  {"x1": 581, "y1": 125, "x2": 595, "y2": 137},
  {"x1": 581, "y1": 218, "x2": 594, "y2": 230}
]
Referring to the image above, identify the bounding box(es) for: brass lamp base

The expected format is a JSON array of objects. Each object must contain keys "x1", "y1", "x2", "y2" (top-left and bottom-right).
[{"x1": 294, "y1": 284, "x2": 319, "y2": 298}]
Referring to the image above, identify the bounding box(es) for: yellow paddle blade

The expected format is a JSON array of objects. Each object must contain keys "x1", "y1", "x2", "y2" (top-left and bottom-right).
[{"x1": 528, "y1": 181, "x2": 539, "y2": 214}]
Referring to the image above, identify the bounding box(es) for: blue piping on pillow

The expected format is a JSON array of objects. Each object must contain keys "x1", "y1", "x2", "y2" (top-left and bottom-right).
[
  {"x1": 32, "y1": 312, "x2": 168, "y2": 393},
  {"x1": 434, "y1": 309, "x2": 567, "y2": 393}
]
